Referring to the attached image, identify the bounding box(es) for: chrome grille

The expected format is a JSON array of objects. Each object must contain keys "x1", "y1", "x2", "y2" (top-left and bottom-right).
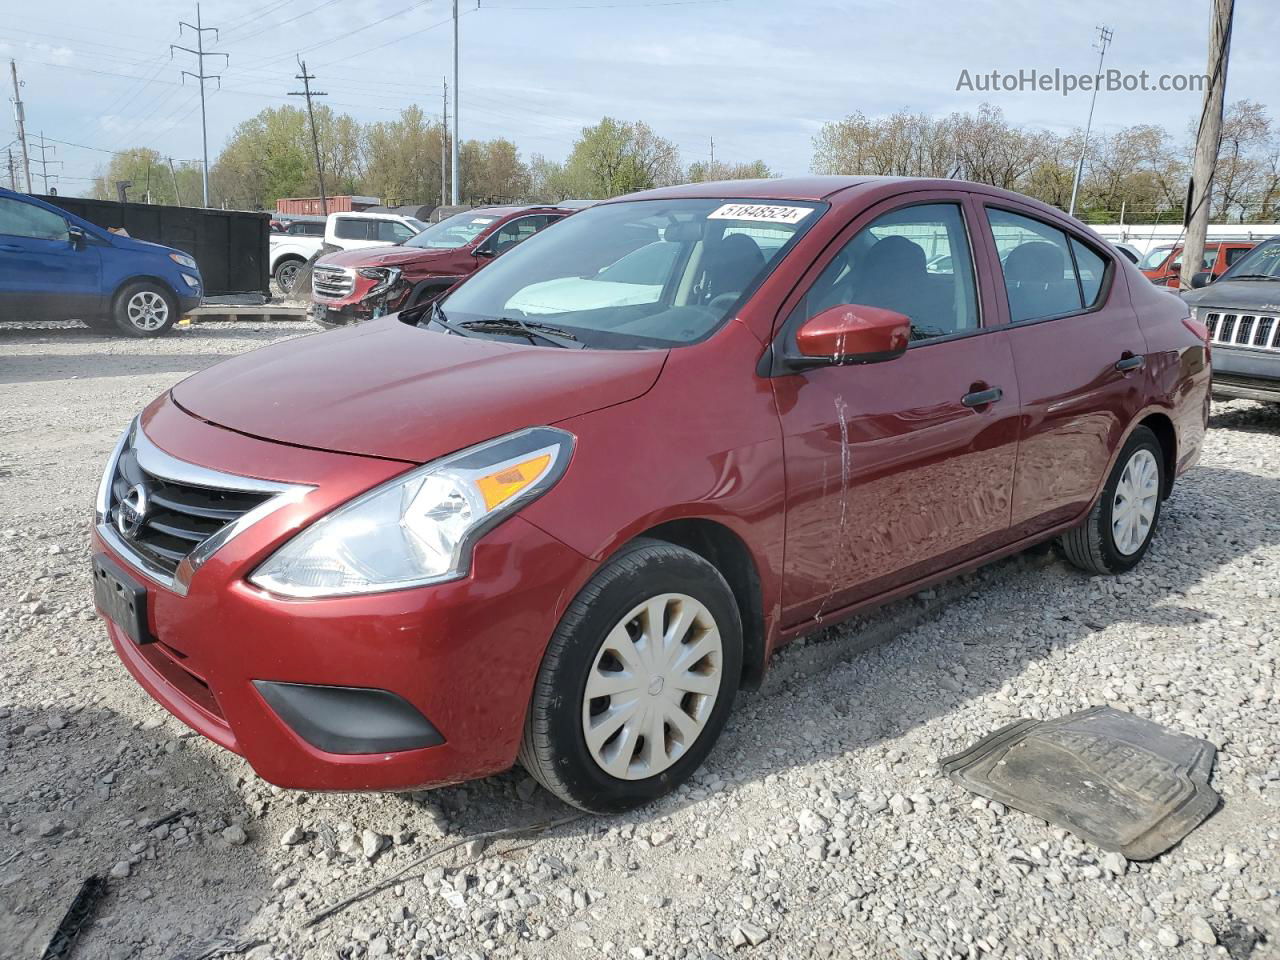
[
  {"x1": 1200, "y1": 310, "x2": 1280, "y2": 351},
  {"x1": 106, "y1": 445, "x2": 271, "y2": 576},
  {"x1": 97, "y1": 423, "x2": 312, "y2": 595},
  {"x1": 312, "y1": 265, "x2": 354, "y2": 301}
]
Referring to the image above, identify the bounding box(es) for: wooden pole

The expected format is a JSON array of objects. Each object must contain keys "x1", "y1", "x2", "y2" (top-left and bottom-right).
[{"x1": 1180, "y1": 0, "x2": 1234, "y2": 291}]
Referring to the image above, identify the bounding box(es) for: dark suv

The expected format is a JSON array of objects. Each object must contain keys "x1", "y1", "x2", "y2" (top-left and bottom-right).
[{"x1": 1182, "y1": 237, "x2": 1280, "y2": 403}]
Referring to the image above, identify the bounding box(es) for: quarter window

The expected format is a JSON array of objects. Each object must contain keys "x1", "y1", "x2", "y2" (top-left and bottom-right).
[
  {"x1": 987, "y1": 208, "x2": 1108, "y2": 323},
  {"x1": 0, "y1": 197, "x2": 69, "y2": 241},
  {"x1": 791, "y1": 202, "x2": 979, "y2": 342}
]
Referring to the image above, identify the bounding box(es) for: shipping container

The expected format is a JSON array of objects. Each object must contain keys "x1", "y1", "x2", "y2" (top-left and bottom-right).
[{"x1": 275, "y1": 196, "x2": 380, "y2": 216}]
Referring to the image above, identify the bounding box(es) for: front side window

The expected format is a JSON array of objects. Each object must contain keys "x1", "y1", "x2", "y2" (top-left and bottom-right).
[
  {"x1": 378, "y1": 220, "x2": 419, "y2": 243},
  {"x1": 1225, "y1": 246, "x2": 1253, "y2": 266},
  {"x1": 0, "y1": 197, "x2": 68, "y2": 241},
  {"x1": 789, "y1": 202, "x2": 979, "y2": 342},
  {"x1": 333, "y1": 218, "x2": 371, "y2": 241},
  {"x1": 988, "y1": 208, "x2": 1106, "y2": 323},
  {"x1": 438, "y1": 198, "x2": 820, "y2": 348},
  {"x1": 486, "y1": 215, "x2": 559, "y2": 255}
]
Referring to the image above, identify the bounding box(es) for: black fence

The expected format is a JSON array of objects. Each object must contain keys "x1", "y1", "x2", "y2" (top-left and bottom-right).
[{"x1": 36, "y1": 195, "x2": 269, "y2": 297}]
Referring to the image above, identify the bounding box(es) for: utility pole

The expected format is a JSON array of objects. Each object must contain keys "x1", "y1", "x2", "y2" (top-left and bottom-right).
[
  {"x1": 1067, "y1": 25, "x2": 1113, "y2": 218},
  {"x1": 171, "y1": 4, "x2": 226, "y2": 207},
  {"x1": 710, "y1": 135, "x2": 715, "y2": 166},
  {"x1": 451, "y1": 0, "x2": 460, "y2": 205},
  {"x1": 8, "y1": 60, "x2": 33, "y2": 193},
  {"x1": 441, "y1": 77, "x2": 449, "y2": 209},
  {"x1": 167, "y1": 156, "x2": 183, "y2": 206},
  {"x1": 289, "y1": 58, "x2": 329, "y2": 216},
  {"x1": 6, "y1": 148, "x2": 17, "y2": 190},
  {"x1": 30, "y1": 132, "x2": 61, "y2": 193},
  {"x1": 1181, "y1": 0, "x2": 1234, "y2": 292}
]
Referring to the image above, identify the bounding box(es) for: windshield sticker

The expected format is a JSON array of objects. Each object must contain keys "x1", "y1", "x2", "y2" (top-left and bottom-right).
[
  {"x1": 471, "y1": 217, "x2": 496, "y2": 224},
  {"x1": 708, "y1": 203, "x2": 812, "y2": 225}
]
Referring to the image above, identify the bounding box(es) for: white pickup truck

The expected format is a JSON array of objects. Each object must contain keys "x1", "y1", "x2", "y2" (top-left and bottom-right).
[{"x1": 270, "y1": 211, "x2": 427, "y2": 292}]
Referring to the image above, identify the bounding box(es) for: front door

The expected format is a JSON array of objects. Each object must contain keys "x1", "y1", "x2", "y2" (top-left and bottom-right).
[
  {"x1": 0, "y1": 196, "x2": 101, "y2": 320},
  {"x1": 773, "y1": 195, "x2": 1021, "y2": 626},
  {"x1": 979, "y1": 203, "x2": 1149, "y2": 537}
]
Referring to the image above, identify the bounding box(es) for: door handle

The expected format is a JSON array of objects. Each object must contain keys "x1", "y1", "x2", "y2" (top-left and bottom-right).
[
  {"x1": 961, "y1": 386, "x2": 1003, "y2": 408},
  {"x1": 1115, "y1": 354, "x2": 1146, "y2": 373}
]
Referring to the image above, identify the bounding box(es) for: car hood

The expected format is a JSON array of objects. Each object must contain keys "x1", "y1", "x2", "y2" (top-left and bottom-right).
[
  {"x1": 107, "y1": 232, "x2": 185, "y2": 258},
  {"x1": 319, "y1": 246, "x2": 448, "y2": 269},
  {"x1": 1182, "y1": 278, "x2": 1280, "y2": 312},
  {"x1": 170, "y1": 315, "x2": 667, "y2": 463}
]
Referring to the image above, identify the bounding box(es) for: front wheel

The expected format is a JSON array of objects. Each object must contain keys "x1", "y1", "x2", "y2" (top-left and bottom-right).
[
  {"x1": 1061, "y1": 425, "x2": 1165, "y2": 574},
  {"x1": 519, "y1": 539, "x2": 742, "y2": 813},
  {"x1": 112, "y1": 281, "x2": 178, "y2": 338},
  {"x1": 274, "y1": 257, "x2": 304, "y2": 293}
]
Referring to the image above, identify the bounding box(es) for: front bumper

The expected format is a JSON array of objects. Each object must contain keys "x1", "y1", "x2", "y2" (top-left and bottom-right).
[
  {"x1": 1211, "y1": 346, "x2": 1280, "y2": 402},
  {"x1": 94, "y1": 401, "x2": 595, "y2": 791}
]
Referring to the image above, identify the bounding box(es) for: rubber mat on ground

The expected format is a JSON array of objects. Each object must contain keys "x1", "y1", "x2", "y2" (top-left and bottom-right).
[{"x1": 940, "y1": 706, "x2": 1219, "y2": 860}]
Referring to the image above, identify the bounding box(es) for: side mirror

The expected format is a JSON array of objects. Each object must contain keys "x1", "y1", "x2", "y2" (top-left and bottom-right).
[
  {"x1": 1168, "y1": 262, "x2": 1182, "y2": 274},
  {"x1": 791, "y1": 304, "x2": 911, "y2": 368},
  {"x1": 473, "y1": 244, "x2": 495, "y2": 259},
  {"x1": 68, "y1": 225, "x2": 86, "y2": 249},
  {"x1": 1190, "y1": 271, "x2": 1213, "y2": 288}
]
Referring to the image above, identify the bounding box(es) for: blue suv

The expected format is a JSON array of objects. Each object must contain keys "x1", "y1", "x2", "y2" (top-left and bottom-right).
[{"x1": 0, "y1": 189, "x2": 202, "y2": 337}]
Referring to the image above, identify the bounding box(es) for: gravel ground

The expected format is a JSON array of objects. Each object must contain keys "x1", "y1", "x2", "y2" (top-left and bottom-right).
[{"x1": 0, "y1": 320, "x2": 1277, "y2": 960}]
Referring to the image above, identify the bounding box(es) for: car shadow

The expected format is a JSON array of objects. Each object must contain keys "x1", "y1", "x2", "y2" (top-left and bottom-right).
[
  {"x1": 394, "y1": 462, "x2": 1276, "y2": 847},
  {"x1": 1209, "y1": 398, "x2": 1280, "y2": 434},
  {"x1": 0, "y1": 703, "x2": 272, "y2": 959}
]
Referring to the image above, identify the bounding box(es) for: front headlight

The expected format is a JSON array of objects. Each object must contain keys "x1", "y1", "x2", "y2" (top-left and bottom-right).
[
  {"x1": 169, "y1": 252, "x2": 198, "y2": 270},
  {"x1": 249, "y1": 427, "x2": 573, "y2": 598},
  {"x1": 357, "y1": 266, "x2": 402, "y2": 298}
]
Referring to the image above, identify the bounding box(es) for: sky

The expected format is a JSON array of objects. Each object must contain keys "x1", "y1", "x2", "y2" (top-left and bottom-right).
[{"x1": 1, "y1": 0, "x2": 1275, "y2": 198}]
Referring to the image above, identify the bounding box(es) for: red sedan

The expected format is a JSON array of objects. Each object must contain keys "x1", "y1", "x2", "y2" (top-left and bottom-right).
[{"x1": 93, "y1": 176, "x2": 1210, "y2": 812}]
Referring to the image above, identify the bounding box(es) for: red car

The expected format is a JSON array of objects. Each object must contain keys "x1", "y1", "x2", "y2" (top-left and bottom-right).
[
  {"x1": 309, "y1": 205, "x2": 572, "y2": 327},
  {"x1": 93, "y1": 177, "x2": 1210, "y2": 812},
  {"x1": 1138, "y1": 240, "x2": 1257, "y2": 288}
]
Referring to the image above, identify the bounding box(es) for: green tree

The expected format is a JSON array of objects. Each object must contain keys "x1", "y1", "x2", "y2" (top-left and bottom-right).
[
  {"x1": 563, "y1": 118, "x2": 681, "y2": 198},
  {"x1": 92, "y1": 148, "x2": 202, "y2": 205},
  {"x1": 363, "y1": 105, "x2": 446, "y2": 205},
  {"x1": 685, "y1": 159, "x2": 773, "y2": 182}
]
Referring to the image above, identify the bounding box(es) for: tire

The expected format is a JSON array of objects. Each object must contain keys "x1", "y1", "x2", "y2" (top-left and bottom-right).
[
  {"x1": 1060, "y1": 426, "x2": 1165, "y2": 575},
  {"x1": 112, "y1": 281, "x2": 178, "y2": 338},
  {"x1": 519, "y1": 538, "x2": 743, "y2": 813},
  {"x1": 273, "y1": 257, "x2": 305, "y2": 293}
]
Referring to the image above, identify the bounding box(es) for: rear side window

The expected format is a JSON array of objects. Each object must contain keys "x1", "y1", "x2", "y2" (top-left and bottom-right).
[
  {"x1": 0, "y1": 197, "x2": 68, "y2": 241},
  {"x1": 333, "y1": 218, "x2": 371, "y2": 240},
  {"x1": 987, "y1": 209, "x2": 1108, "y2": 323},
  {"x1": 1225, "y1": 246, "x2": 1252, "y2": 266}
]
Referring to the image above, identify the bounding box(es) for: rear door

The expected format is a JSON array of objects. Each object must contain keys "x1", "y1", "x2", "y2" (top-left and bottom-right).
[
  {"x1": 0, "y1": 196, "x2": 101, "y2": 320},
  {"x1": 773, "y1": 192, "x2": 1021, "y2": 624},
  {"x1": 978, "y1": 201, "x2": 1148, "y2": 538}
]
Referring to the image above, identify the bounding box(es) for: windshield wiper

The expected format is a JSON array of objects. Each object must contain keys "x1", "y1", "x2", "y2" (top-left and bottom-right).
[
  {"x1": 461, "y1": 316, "x2": 583, "y2": 349},
  {"x1": 1223, "y1": 273, "x2": 1279, "y2": 281},
  {"x1": 421, "y1": 301, "x2": 472, "y2": 338}
]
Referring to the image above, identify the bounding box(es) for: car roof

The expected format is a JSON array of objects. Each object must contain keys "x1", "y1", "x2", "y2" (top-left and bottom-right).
[{"x1": 618, "y1": 176, "x2": 878, "y2": 203}]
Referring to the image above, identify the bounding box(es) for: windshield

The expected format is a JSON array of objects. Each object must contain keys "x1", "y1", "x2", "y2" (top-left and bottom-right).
[
  {"x1": 1218, "y1": 239, "x2": 1280, "y2": 280},
  {"x1": 438, "y1": 198, "x2": 821, "y2": 349},
  {"x1": 404, "y1": 211, "x2": 502, "y2": 250},
  {"x1": 1138, "y1": 245, "x2": 1174, "y2": 270},
  {"x1": 406, "y1": 218, "x2": 429, "y2": 233}
]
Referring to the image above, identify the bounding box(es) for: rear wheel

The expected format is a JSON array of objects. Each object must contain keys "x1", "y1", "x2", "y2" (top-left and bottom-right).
[
  {"x1": 112, "y1": 281, "x2": 177, "y2": 338},
  {"x1": 1061, "y1": 426, "x2": 1165, "y2": 574},
  {"x1": 519, "y1": 538, "x2": 742, "y2": 812}
]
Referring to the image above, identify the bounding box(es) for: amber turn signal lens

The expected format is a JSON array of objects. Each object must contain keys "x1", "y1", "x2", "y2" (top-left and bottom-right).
[{"x1": 476, "y1": 453, "x2": 553, "y2": 510}]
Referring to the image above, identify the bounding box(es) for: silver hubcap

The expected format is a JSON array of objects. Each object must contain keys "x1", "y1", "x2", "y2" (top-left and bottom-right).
[
  {"x1": 1111, "y1": 448, "x2": 1160, "y2": 555},
  {"x1": 126, "y1": 291, "x2": 169, "y2": 331},
  {"x1": 582, "y1": 593, "x2": 723, "y2": 781},
  {"x1": 279, "y1": 263, "x2": 299, "y2": 290}
]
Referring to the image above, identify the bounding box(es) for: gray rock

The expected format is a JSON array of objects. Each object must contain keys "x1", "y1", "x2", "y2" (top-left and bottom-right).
[
  {"x1": 221, "y1": 824, "x2": 248, "y2": 846},
  {"x1": 1188, "y1": 916, "x2": 1216, "y2": 946},
  {"x1": 1156, "y1": 928, "x2": 1180, "y2": 948},
  {"x1": 280, "y1": 825, "x2": 307, "y2": 847},
  {"x1": 362, "y1": 829, "x2": 389, "y2": 860}
]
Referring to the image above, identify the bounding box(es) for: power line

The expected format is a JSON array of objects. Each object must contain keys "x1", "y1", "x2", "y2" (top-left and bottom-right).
[{"x1": 170, "y1": 3, "x2": 226, "y2": 205}]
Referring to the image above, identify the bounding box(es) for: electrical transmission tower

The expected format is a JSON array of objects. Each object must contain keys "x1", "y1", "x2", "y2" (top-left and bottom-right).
[
  {"x1": 171, "y1": 3, "x2": 226, "y2": 207},
  {"x1": 31, "y1": 132, "x2": 62, "y2": 193},
  {"x1": 289, "y1": 59, "x2": 329, "y2": 216}
]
